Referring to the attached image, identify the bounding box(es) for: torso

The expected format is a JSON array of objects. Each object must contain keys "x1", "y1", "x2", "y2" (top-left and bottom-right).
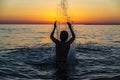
[{"x1": 56, "y1": 42, "x2": 70, "y2": 62}]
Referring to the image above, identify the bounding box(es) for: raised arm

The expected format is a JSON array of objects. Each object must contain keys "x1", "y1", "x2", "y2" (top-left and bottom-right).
[
  {"x1": 67, "y1": 22, "x2": 75, "y2": 44},
  {"x1": 50, "y1": 21, "x2": 59, "y2": 43}
]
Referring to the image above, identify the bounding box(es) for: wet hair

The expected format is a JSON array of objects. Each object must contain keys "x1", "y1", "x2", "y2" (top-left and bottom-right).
[{"x1": 60, "y1": 31, "x2": 68, "y2": 42}]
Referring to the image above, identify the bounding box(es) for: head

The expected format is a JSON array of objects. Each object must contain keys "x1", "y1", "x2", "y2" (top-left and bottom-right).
[{"x1": 60, "y1": 31, "x2": 68, "y2": 42}]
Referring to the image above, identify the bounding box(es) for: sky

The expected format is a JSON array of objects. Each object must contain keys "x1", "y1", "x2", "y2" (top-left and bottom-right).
[{"x1": 0, "y1": 0, "x2": 120, "y2": 24}]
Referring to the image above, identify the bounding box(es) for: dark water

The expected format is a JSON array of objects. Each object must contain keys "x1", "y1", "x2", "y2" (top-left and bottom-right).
[{"x1": 0, "y1": 24, "x2": 120, "y2": 80}]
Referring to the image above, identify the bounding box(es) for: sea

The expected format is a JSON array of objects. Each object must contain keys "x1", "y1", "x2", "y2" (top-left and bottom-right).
[{"x1": 0, "y1": 24, "x2": 120, "y2": 80}]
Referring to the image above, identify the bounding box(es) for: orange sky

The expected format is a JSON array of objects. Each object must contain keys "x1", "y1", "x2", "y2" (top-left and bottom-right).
[{"x1": 0, "y1": 0, "x2": 120, "y2": 24}]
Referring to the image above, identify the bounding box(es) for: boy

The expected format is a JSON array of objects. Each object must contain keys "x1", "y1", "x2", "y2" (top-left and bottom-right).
[{"x1": 50, "y1": 21, "x2": 75, "y2": 63}]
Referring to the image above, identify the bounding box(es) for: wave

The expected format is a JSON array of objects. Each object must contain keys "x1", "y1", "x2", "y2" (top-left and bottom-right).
[{"x1": 0, "y1": 43, "x2": 120, "y2": 79}]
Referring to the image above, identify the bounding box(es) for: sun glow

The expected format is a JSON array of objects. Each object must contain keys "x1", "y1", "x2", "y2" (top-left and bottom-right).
[{"x1": 0, "y1": 0, "x2": 120, "y2": 24}]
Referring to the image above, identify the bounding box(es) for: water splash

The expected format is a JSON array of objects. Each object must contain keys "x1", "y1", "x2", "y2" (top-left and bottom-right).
[
  {"x1": 60, "y1": 0, "x2": 70, "y2": 22},
  {"x1": 55, "y1": 0, "x2": 76, "y2": 63},
  {"x1": 56, "y1": 0, "x2": 71, "y2": 36}
]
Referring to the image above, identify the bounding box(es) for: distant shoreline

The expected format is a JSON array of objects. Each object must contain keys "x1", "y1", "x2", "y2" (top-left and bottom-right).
[{"x1": 0, "y1": 23, "x2": 120, "y2": 25}]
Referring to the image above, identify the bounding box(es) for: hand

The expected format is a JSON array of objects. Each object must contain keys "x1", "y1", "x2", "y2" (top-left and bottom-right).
[
  {"x1": 67, "y1": 22, "x2": 71, "y2": 27},
  {"x1": 54, "y1": 21, "x2": 57, "y2": 28}
]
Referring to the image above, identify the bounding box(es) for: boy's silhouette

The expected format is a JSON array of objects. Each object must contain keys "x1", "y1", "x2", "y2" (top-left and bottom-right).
[{"x1": 50, "y1": 21, "x2": 75, "y2": 63}]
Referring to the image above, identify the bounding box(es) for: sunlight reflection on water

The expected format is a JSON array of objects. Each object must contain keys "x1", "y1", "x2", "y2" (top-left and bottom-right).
[
  {"x1": 0, "y1": 24, "x2": 120, "y2": 80},
  {"x1": 0, "y1": 24, "x2": 120, "y2": 50}
]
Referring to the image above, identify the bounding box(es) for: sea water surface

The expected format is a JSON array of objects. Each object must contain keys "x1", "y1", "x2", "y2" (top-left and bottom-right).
[{"x1": 0, "y1": 24, "x2": 120, "y2": 80}]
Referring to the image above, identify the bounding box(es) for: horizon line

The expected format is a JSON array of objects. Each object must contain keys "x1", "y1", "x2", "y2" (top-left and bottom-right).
[{"x1": 0, "y1": 22, "x2": 120, "y2": 25}]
